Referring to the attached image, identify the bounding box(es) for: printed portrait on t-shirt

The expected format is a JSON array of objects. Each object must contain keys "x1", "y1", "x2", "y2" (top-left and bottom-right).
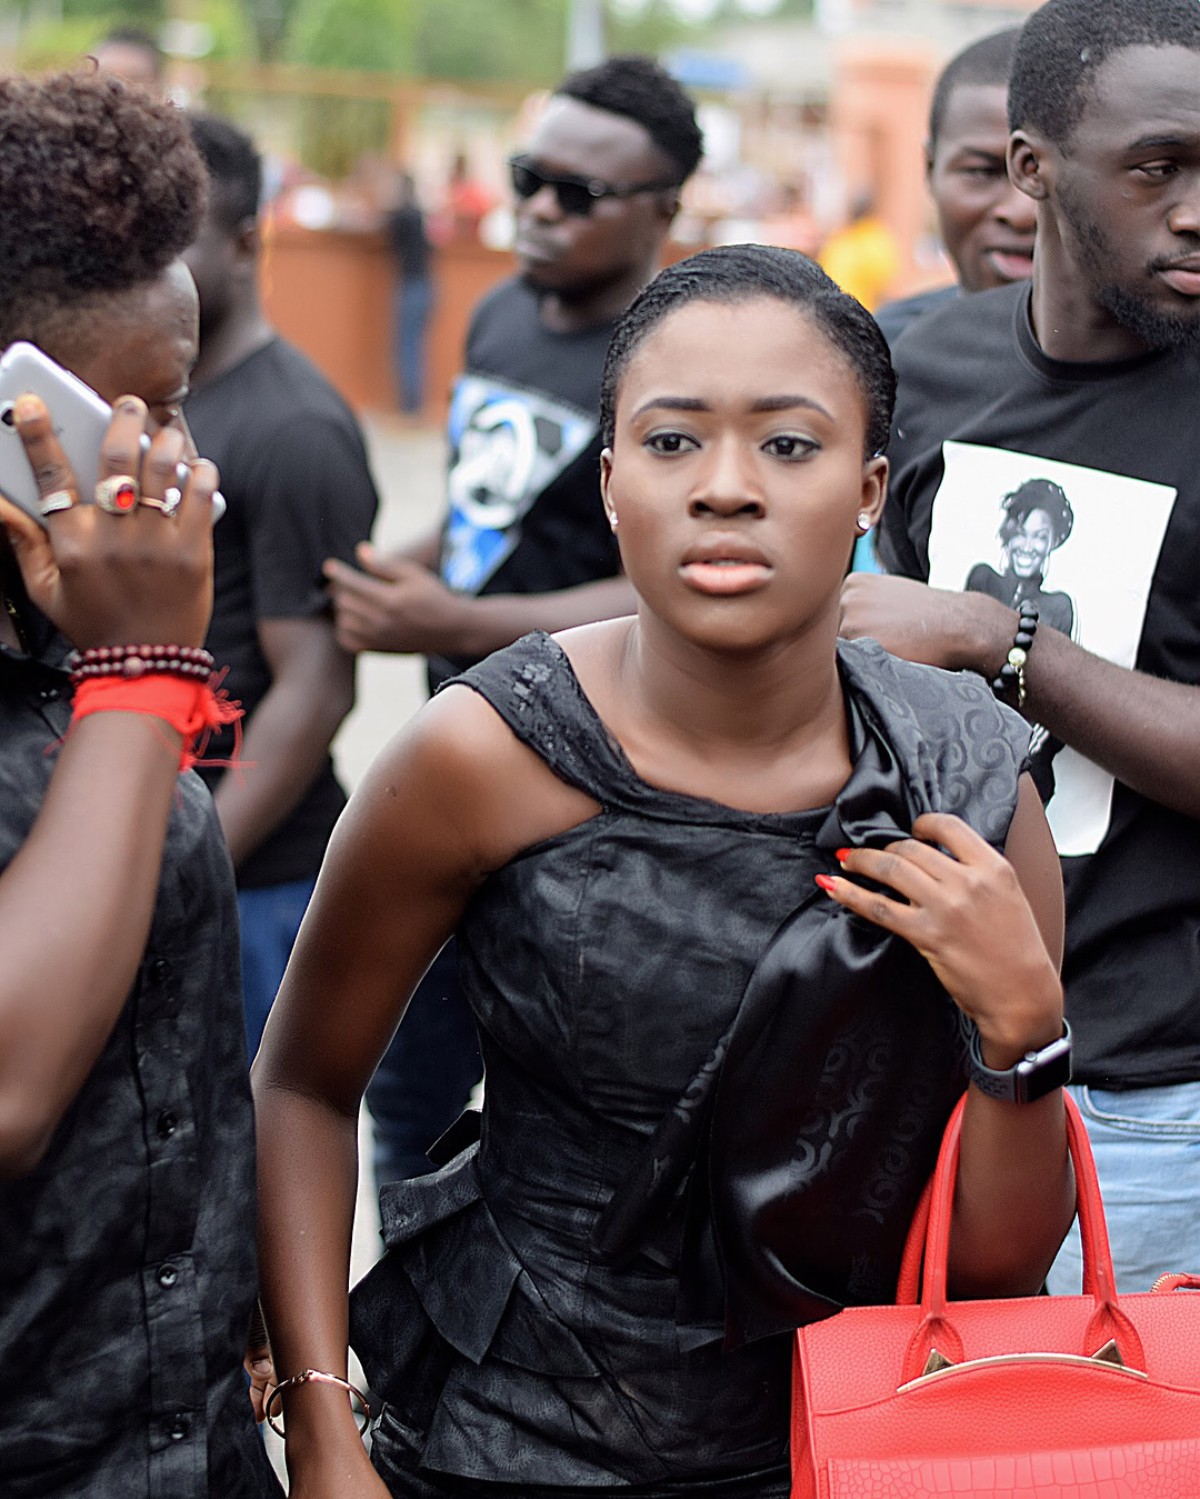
[
  {"x1": 964, "y1": 478, "x2": 1076, "y2": 639},
  {"x1": 926, "y1": 441, "x2": 1177, "y2": 858},
  {"x1": 440, "y1": 374, "x2": 596, "y2": 594}
]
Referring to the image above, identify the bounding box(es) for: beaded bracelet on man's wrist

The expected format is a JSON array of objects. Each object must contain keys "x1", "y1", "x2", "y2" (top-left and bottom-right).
[
  {"x1": 991, "y1": 604, "x2": 1039, "y2": 711},
  {"x1": 66, "y1": 643, "x2": 214, "y2": 685}
]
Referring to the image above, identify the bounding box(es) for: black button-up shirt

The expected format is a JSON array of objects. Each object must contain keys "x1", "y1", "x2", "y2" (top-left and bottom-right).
[{"x1": 0, "y1": 600, "x2": 279, "y2": 1498}]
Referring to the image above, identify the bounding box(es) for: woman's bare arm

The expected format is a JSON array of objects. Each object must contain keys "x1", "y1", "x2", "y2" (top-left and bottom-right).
[{"x1": 252, "y1": 685, "x2": 597, "y2": 1493}]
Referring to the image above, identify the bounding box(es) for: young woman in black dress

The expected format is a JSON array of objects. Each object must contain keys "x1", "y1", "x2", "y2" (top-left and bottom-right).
[{"x1": 253, "y1": 245, "x2": 1072, "y2": 1498}]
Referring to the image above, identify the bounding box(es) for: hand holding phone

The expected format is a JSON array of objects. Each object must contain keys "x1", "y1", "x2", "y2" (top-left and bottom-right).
[
  {"x1": 0, "y1": 342, "x2": 225, "y2": 525},
  {"x1": 0, "y1": 388, "x2": 217, "y2": 651}
]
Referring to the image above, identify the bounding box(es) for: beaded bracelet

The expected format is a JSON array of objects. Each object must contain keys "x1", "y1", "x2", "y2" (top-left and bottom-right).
[
  {"x1": 991, "y1": 603, "x2": 1038, "y2": 711},
  {"x1": 263, "y1": 1368, "x2": 371, "y2": 1440},
  {"x1": 66, "y1": 643, "x2": 214, "y2": 685}
]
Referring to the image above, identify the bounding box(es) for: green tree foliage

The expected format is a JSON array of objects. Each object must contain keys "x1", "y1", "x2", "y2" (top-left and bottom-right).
[
  {"x1": 413, "y1": 0, "x2": 566, "y2": 82},
  {"x1": 286, "y1": 0, "x2": 419, "y2": 71}
]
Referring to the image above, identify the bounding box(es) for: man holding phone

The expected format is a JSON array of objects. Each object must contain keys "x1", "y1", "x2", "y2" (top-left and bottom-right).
[{"x1": 182, "y1": 113, "x2": 379, "y2": 1058}]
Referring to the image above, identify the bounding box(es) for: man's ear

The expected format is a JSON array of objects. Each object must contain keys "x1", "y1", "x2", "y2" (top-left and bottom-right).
[
  {"x1": 923, "y1": 139, "x2": 935, "y2": 186},
  {"x1": 1008, "y1": 131, "x2": 1049, "y2": 202},
  {"x1": 234, "y1": 216, "x2": 261, "y2": 268}
]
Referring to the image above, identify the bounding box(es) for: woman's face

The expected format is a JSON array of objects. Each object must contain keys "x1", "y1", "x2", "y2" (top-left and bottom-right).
[
  {"x1": 62, "y1": 260, "x2": 199, "y2": 439},
  {"x1": 600, "y1": 295, "x2": 886, "y2": 655},
  {"x1": 1005, "y1": 507, "x2": 1056, "y2": 579}
]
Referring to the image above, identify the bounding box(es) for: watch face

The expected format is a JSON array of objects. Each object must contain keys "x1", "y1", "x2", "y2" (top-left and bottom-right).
[
  {"x1": 1015, "y1": 1033, "x2": 1073, "y2": 1105},
  {"x1": 969, "y1": 1024, "x2": 1072, "y2": 1104}
]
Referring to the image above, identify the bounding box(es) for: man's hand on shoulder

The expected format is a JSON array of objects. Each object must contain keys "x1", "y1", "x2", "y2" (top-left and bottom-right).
[
  {"x1": 839, "y1": 572, "x2": 1014, "y2": 674},
  {"x1": 324, "y1": 542, "x2": 470, "y2": 656}
]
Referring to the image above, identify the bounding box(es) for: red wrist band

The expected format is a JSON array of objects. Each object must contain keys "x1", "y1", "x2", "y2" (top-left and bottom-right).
[{"x1": 71, "y1": 673, "x2": 243, "y2": 771}]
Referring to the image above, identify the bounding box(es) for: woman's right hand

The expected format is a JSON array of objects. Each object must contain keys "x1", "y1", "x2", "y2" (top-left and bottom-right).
[{"x1": 0, "y1": 392, "x2": 216, "y2": 649}]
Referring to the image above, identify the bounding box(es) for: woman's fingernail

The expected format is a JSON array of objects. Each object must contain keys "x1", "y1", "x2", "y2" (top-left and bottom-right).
[
  {"x1": 835, "y1": 848, "x2": 852, "y2": 862},
  {"x1": 815, "y1": 874, "x2": 837, "y2": 893},
  {"x1": 13, "y1": 393, "x2": 44, "y2": 423}
]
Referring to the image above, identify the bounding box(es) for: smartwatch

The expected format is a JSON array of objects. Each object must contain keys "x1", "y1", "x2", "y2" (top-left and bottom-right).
[{"x1": 968, "y1": 1021, "x2": 1073, "y2": 1104}]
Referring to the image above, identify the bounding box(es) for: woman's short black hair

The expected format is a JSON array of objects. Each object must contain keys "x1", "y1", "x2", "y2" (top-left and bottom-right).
[
  {"x1": 0, "y1": 70, "x2": 207, "y2": 353},
  {"x1": 1000, "y1": 478, "x2": 1074, "y2": 548},
  {"x1": 599, "y1": 244, "x2": 896, "y2": 459},
  {"x1": 1008, "y1": 0, "x2": 1200, "y2": 146},
  {"x1": 556, "y1": 55, "x2": 703, "y2": 185}
]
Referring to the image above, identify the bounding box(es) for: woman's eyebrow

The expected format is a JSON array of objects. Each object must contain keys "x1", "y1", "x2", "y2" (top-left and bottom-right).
[{"x1": 631, "y1": 394, "x2": 832, "y2": 419}]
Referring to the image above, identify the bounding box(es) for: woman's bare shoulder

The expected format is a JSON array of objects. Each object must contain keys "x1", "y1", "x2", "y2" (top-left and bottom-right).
[{"x1": 349, "y1": 681, "x2": 600, "y2": 877}]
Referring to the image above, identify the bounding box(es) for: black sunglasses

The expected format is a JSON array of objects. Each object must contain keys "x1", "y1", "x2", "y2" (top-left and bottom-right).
[{"x1": 508, "y1": 154, "x2": 678, "y2": 218}]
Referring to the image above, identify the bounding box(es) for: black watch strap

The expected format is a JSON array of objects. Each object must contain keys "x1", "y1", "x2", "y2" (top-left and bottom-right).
[{"x1": 968, "y1": 1021, "x2": 1073, "y2": 1104}]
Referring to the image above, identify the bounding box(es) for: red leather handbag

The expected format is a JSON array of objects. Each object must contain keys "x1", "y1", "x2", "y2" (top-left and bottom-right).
[{"x1": 791, "y1": 1093, "x2": 1200, "y2": 1499}]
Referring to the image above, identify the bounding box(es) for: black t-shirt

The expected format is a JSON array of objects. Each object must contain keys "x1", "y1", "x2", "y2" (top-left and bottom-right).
[
  {"x1": 880, "y1": 282, "x2": 1200, "y2": 1088},
  {"x1": 185, "y1": 337, "x2": 380, "y2": 889},
  {"x1": 873, "y1": 283, "x2": 958, "y2": 348},
  {"x1": 429, "y1": 277, "x2": 620, "y2": 688}
]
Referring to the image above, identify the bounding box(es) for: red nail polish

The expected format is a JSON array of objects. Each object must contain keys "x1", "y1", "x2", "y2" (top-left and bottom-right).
[
  {"x1": 815, "y1": 874, "x2": 837, "y2": 893},
  {"x1": 835, "y1": 848, "x2": 851, "y2": 863}
]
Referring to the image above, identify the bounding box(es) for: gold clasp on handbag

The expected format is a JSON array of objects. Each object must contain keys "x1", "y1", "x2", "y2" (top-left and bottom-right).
[{"x1": 899, "y1": 1344, "x2": 1147, "y2": 1393}]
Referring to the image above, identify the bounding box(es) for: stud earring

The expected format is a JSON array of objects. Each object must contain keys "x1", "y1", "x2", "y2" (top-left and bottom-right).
[
  {"x1": 608, "y1": 512, "x2": 619, "y2": 532},
  {"x1": 856, "y1": 512, "x2": 872, "y2": 534}
]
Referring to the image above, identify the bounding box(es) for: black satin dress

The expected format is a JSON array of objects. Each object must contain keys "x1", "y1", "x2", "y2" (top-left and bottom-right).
[{"x1": 351, "y1": 632, "x2": 1030, "y2": 1495}]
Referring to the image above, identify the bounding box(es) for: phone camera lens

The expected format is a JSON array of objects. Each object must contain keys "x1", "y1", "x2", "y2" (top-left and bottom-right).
[{"x1": 0, "y1": 403, "x2": 14, "y2": 428}]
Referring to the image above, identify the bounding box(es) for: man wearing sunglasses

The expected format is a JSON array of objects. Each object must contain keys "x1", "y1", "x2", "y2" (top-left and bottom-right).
[{"x1": 325, "y1": 54, "x2": 702, "y2": 1186}]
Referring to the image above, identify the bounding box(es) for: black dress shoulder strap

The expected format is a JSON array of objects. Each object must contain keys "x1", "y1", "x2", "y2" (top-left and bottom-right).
[{"x1": 439, "y1": 631, "x2": 637, "y2": 807}]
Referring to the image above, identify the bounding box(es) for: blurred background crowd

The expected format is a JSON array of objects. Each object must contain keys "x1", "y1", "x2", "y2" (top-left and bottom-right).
[{"x1": 1, "y1": 0, "x2": 1038, "y2": 423}]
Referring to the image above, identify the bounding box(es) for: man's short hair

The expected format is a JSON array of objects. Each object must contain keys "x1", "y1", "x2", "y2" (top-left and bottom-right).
[
  {"x1": 928, "y1": 28, "x2": 1021, "y2": 149},
  {"x1": 97, "y1": 25, "x2": 164, "y2": 78},
  {"x1": 555, "y1": 55, "x2": 703, "y2": 185},
  {"x1": 1009, "y1": 0, "x2": 1200, "y2": 147},
  {"x1": 187, "y1": 113, "x2": 262, "y2": 230}
]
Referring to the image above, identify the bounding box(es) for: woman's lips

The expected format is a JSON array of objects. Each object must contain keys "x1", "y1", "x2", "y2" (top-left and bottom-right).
[{"x1": 679, "y1": 558, "x2": 773, "y2": 596}]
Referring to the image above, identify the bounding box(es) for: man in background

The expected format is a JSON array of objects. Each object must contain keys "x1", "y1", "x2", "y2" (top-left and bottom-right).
[
  {"x1": 875, "y1": 27, "x2": 1035, "y2": 344},
  {"x1": 92, "y1": 26, "x2": 165, "y2": 97},
  {"x1": 183, "y1": 113, "x2": 379, "y2": 1056},
  {"x1": 844, "y1": 0, "x2": 1200, "y2": 1291},
  {"x1": 325, "y1": 55, "x2": 703, "y2": 1181}
]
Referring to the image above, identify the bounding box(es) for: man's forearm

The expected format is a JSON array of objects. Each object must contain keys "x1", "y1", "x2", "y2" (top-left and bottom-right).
[
  {"x1": 215, "y1": 679, "x2": 353, "y2": 868},
  {"x1": 957, "y1": 598, "x2": 1200, "y2": 820}
]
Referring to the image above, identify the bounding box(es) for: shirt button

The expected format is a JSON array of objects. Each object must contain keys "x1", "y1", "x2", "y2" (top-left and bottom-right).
[
  {"x1": 38, "y1": 686, "x2": 59, "y2": 702},
  {"x1": 166, "y1": 1414, "x2": 189, "y2": 1441},
  {"x1": 157, "y1": 1110, "x2": 178, "y2": 1138},
  {"x1": 158, "y1": 1263, "x2": 179, "y2": 1288},
  {"x1": 152, "y1": 958, "x2": 172, "y2": 981}
]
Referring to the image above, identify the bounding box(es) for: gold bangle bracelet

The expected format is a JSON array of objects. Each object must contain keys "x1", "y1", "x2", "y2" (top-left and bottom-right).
[{"x1": 263, "y1": 1367, "x2": 371, "y2": 1439}]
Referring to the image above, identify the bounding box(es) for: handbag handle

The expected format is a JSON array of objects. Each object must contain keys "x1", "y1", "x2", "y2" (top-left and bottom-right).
[{"x1": 899, "y1": 1091, "x2": 1146, "y2": 1384}]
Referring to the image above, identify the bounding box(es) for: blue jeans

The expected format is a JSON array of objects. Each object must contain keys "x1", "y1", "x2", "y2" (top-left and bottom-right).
[
  {"x1": 237, "y1": 877, "x2": 317, "y2": 1063},
  {"x1": 366, "y1": 938, "x2": 482, "y2": 1184},
  {"x1": 1045, "y1": 1080, "x2": 1200, "y2": 1295},
  {"x1": 393, "y1": 276, "x2": 434, "y2": 414}
]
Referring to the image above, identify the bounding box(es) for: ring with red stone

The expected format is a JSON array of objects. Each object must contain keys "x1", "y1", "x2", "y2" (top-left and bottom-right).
[{"x1": 94, "y1": 474, "x2": 140, "y2": 515}]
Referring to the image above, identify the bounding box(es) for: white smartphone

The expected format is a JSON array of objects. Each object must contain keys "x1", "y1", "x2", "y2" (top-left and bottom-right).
[{"x1": 0, "y1": 341, "x2": 225, "y2": 526}]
